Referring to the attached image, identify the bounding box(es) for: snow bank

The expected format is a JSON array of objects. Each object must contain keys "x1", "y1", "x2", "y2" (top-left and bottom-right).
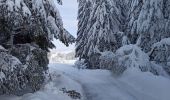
[
  {"x1": 113, "y1": 44, "x2": 167, "y2": 76},
  {"x1": 116, "y1": 44, "x2": 150, "y2": 69},
  {"x1": 120, "y1": 67, "x2": 170, "y2": 100},
  {"x1": 109, "y1": 44, "x2": 151, "y2": 75},
  {"x1": 50, "y1": 63, "x2": 170, "y2": 100}
]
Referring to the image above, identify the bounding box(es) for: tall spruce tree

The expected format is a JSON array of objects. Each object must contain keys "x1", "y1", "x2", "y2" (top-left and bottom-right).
[
  {"x1": 76, "y1": 0, "x2": 123, "y2": 68},
  {"x1": 127, "y1": 0, "x2": 168, "y2": 52},
  {"x1": 0, "y1": 0, "x2": 75, "y2": 95},
  {"x1": 76, "y1": 0, "x2": 92, "y2": 59}
]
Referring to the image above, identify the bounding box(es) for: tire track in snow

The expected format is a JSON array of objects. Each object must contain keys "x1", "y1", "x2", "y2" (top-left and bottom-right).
[
  {"x1": 110, "y1": 78, "x2": 158, "y2": 100},
  {"x1": 51, "y1": 63, "x2": 159, "y2": 100},
  {"x1": 62, "y1": 70, "x2": 136, "y2": 100}
]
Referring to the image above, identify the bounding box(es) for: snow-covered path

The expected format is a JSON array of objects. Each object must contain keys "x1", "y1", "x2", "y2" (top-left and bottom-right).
[
  {"x1": 50, "y1": 63, "x2": 170, "y2": 100},
  {"x1": 1, "y1": 63, "x2": 170, "y2": 100}
]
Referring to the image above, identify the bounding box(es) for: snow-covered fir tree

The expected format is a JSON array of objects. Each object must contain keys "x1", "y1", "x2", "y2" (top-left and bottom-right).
[
  {"x1": 76, "y1": 0, "x2": 123, "y2": 68},
  {"x1": 76, "y1": 0, "x2": 92, "y2": 59},
  {"x1": 127, "y1": 0, "x2": 170, "y2": 52},
  {"x1": 0, "y1": 0, "x2": 75, "y2": 95},
  {"x1": 0, "y1": 0, "x2": 75, "y2": 51},
  {"x1": 126, "y1": 0, "x2": 170, "y2": 74}
]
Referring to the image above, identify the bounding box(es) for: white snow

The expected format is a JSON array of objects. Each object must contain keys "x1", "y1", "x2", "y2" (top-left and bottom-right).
[
  {"x1": 1, "y1": 62, "x2": 170, "y2": 100},
  {"x1": 47, "y1": 16, "x2": 60, "y2": 37},
  {"x1": 0, "y1": 71, "x2": 5, "y2": 81},
  {"x1": 49, "y1": 50, "x2": 76, "y2": 64},
  {"x1": 6, "y1": 0, "x2": 15, "y2": 11},
  {"x1": 122, "y1": 36, "x2": 130, "y2": 46},
  {"x1": 5, "y1": 0, "x2": 31, "y2": 15},
  {"x1": 120, "y1": 67, "x2": 170, "y2": 100},
  {"x1": 0, "y1": 63, "x2": 84, "y2": 100},
  {"x1": 116, "y1": 44, "x2": 150, "y2": 68},
  {"x1": 153, "y1": 38, "x2": 170, "y2": 47},
  {"x1": 149, "y1": 38, "x2": 170, "y2": 57},
  {"x1": 0, "y1": 45, "x2": 7, "y2": 51},
  {"x1": 49, "y1": 63, "x2": 170, "y2": 100}
]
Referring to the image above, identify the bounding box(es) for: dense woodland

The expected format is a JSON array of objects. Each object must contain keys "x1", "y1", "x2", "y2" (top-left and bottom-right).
[
  {"x1": 0, "y1": 0, "x2": 170, "y2": 97},
  {"x1": 76, "y1": 0, "x2": 170, "y2": 75}
]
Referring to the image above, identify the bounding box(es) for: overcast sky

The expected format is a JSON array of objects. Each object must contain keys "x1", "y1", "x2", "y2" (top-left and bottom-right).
[{"x1": 52, "y1": 0, "x2": 78, "y2": 52}]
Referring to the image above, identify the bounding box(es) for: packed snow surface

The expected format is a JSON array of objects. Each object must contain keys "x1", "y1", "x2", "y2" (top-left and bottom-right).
[{"x1": 1, "y1": 62, "x2": 170, "y2": 100}]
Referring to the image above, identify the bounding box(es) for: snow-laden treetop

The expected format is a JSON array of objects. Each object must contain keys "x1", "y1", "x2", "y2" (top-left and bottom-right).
[{"x1": 0, "y1": 0, "x2": 75, "y2": 50}]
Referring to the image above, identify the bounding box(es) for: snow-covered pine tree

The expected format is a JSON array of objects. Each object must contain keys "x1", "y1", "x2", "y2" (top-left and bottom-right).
[
  {"x1": 76, "y1": 0, "x2": 123, "y2": 68},
  {"x1": 126, "y1": 0, "x2": 170, "y2": 75},
  {"x1": 125, "y1": 0, "x2": 143, "y2": 44},
  {"x1": 0, "y1": 0, "x2": 74, "y2": 51},
  {"x1": 76, "y1": 0, "x2": 92, "y2": 59},
  {"x1": 0, "y1": 0, "x2": 75, "y2": 95},
  {"x1": 127, "y1": 0, "x2": 170, "y2": 52}
]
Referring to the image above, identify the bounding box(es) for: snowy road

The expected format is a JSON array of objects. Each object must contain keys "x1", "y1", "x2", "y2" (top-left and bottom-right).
[
  {"x1": 1, "y1": 63, "x2": 170, "y2": 100},
  {"x1": 50, "y1": 63, "x2": 170, "y2": 100}
]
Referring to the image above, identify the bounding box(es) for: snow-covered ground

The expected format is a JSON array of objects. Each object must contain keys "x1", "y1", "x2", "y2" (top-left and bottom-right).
[
  {"x1": 1, "y1": 62, "x2": 170, "y2": 100},
  {"x1": 50, "y1": 63, "x2": 170, "y2": 100},
  {"x1": 48, "y1": 50, "x2": 76, "y2": 64}
]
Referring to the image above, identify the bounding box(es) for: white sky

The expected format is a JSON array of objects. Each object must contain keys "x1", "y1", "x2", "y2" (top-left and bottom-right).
[{"x1": 52, "y1": 0, "x2": 78, "y2": 52}]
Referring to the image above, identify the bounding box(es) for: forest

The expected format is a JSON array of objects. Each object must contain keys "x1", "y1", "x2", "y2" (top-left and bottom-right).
[{"x1": 0, "y1": 0, "x2": 170, "y2": 100}]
